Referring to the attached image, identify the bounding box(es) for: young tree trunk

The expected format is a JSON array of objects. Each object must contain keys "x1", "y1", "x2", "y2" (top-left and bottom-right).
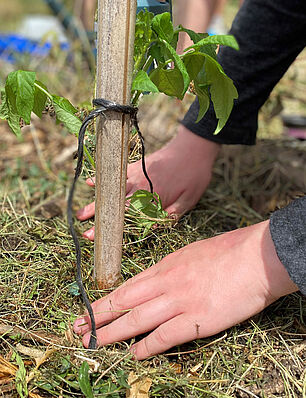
[{"x1": 95, "y1": 0, "x2": 137, "y2": 288}]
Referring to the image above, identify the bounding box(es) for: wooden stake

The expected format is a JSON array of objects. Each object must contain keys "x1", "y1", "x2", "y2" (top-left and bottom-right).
[{"x1": 94, "y1": 0, "x2": 137, "y2": 288}]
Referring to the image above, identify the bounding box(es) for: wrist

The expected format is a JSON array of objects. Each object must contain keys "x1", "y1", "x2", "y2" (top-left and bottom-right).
[{"x1": 175, "y1": 124, "x2": 221, "y2": 166}]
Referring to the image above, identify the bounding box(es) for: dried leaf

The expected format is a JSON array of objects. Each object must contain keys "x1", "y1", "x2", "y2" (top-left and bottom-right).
[
  {"x1": 126, "y1": 371, "x2": 152, "y2": 398},
  {"x1": 16, "y1": 344, "x2": 55, "y2": 371}
]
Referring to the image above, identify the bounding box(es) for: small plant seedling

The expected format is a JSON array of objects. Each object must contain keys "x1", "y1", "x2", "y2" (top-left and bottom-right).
[
  {"x1": 0, "y1": 10, "x2": 239, "y2": 291},
  {"x1": 0, "y1": 11, "x2": 238, "y2": 232},
  {"x1": 1, "y1": 11, "x2": 238, "y2": 149}
]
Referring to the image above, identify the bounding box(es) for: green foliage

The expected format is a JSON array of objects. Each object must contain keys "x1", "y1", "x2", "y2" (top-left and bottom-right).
[
  {"x1": 78, "y1": 361, "x2": 94, "y2": 398},
  {"x1": 13, "y1": 352, "x2": 28, "y2": 398},
  {"x1": 0, "y1": 70, "x2": 81, "y2": 137},
  {"x1": 127, "y1": 190, "x2": 169, "y2": 236},
  {"x1": 133, "y1": 11, "x2": 239, "y2": 132}
]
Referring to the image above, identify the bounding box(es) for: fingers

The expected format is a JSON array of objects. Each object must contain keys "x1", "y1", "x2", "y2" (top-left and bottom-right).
[
  {"x1": 77, "y1": 202, "x2": 95, "y2": 220},
  {"x1": 164, "y1": 191, "x2": 192, "y2": 216},
  {"x1": 82, "y1": 226, "x2": 94, "y2": 241},
  {"x1": 73, "y1": 266, "x2": 160, "y2": 335},
  {"x1": 131, "y1": 314, "x2": 198, "y2": 360},
  {"x1": 86, "y1": 177, "x2": 95, "y2": 186},
  {"x1": 81, "y1": 294, "x2": 180, "y2": 350}
]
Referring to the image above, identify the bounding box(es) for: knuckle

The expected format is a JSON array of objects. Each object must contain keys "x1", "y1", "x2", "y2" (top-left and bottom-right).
[
  {"x1": 111, "y1": 288, "x2": 127, "y2": 311},
  {"x1": 153, "y1": 327, "x2": 170, "y2": 347},
  {"x1": 127, "y1": 307, "x2": 142, "y2": 328}
]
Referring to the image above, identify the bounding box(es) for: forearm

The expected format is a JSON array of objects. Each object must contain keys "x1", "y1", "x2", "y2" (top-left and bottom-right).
[
  {"x1": 182, "y1": 0, "x2": 306, "y2": 145},
  {"x1": 173, "y1": 0, "x2": 216, "y2": 54}
]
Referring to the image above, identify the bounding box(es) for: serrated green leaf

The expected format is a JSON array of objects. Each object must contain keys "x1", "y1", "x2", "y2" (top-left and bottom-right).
[
  {"x1": 52, "y1": 96, "x2": 81, "y2": 135},
  {"x1": 78, "y1": 361, "x2": 94, "y2": 398},
  {"x1": 33, "y1": 80, "x2": 48, "y2": 118},
  {"x1": 186, "y1": 34, "x2": 239, "y2": 52},
  {"x1": 7, "y1": 112, "x2": 21, "y2": 137},
  {"x1": 152, "y1": 12, "x2": 174, "y2": 43},
  {"x1": 132, "y1": 70, "x2": 159, "y2": 93},
  {"x1": 15, "y1": 352, "x2": 28, "y2": 398},
  {"x1": 0, "y1": 88, "x2": 8, "y2": 120},
  {"x1": 203, "y1": 55, "x2": 238, "y2": 133},
  {"x1": 6, "y1": 70, "x2": 36, "y2": 124},
  {"x1": 150, "y1": 66, "x2": 184, "y2": 99},
  {"x1": 162, "y1": 40, "x2": 190, "y2": 94}
]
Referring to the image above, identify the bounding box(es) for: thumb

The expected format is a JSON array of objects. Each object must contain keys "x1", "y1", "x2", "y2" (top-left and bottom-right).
[{"x1": 164, "y1": 192, "x2": 194, "y2": 218}]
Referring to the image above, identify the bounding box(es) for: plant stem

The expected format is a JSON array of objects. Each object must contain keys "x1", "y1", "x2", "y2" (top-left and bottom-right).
[{"x1": 132, "y1": 55, "x2": 154, "y2": 105}]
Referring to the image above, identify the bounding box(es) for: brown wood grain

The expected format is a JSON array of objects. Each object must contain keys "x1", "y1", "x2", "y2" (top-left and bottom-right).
[{"x1": 95, "y1": 0, "x2": 137, "y2": 288}]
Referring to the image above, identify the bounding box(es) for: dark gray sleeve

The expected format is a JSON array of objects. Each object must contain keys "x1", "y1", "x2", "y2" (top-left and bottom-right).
[
  {"x1": 181, "y1": 0, "x2": 306, "y2": 145},
  {"x1": 269, "y1": 197, "x2": 306, "y2": 295}
]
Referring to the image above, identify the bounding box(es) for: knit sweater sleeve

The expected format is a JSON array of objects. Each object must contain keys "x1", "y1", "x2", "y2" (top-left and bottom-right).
[
  {"x1": 181, "y1": 0, "x2": 306, "y2": 145},
  {"x1": 269, "y1": 197, "x2": 306, "y2": 295}
]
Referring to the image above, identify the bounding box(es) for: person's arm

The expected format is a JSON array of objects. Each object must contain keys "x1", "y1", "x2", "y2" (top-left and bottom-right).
[
  {"x1": 182, "y1": 0, "x2": 306, "y2": 145},
  {"x1": 270, "y1": 197, "x2": 306, "y2": 295},
  {"x1": 173, "y1": 0, "x2": 217, "y2": 54},
  {"x1": 74, "y1": 220, "x2": 298, "y2": 359}
]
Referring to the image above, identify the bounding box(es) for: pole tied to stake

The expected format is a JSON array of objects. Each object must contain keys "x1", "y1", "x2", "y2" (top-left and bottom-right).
[{"x1": 68, "y1": 98, "x2": 153, "y2": 349}]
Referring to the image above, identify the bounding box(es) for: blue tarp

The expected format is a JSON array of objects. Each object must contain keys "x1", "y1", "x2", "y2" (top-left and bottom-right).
[
  {"x1": 0, "y1": 34, "x2": 69, "y2": 62},
  {"x1": 0, "y1": 1, "x2": 169, "y2": 63}
]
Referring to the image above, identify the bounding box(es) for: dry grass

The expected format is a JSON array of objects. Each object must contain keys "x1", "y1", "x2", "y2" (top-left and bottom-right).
[
  {"x1": 1, "y1": 3, "x2": 306, "y2": 395},
  {"x1": 1, "y1": 108, "x2": 305, "y2": 396}
]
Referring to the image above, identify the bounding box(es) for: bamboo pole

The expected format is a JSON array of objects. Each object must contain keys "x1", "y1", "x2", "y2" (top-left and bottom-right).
[{"x1": 95, "y1": 0, "x2": 137, "y2": 288}]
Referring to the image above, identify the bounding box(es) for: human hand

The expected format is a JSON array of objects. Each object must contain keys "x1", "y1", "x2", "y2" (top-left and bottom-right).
[
  {"x1": 73, "y1": 220, "x2": 298, "y2": 359},
  {"x1": 76, "y1": 126, "x2": 220, "y2": 240}
]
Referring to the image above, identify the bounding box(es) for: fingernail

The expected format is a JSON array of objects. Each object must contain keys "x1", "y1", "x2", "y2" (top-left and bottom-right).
[
  {"x1": 130, "y1": 345, "x2": 137, "y2": 360},
  {"x1": 73, "y1": 318, "x2": 86, "y2": 334}
]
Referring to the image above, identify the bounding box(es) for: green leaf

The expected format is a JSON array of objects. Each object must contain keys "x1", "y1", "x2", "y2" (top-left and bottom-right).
[
  {"x1": 132, "y1": 70, "x2": 159, "y2": 93},
  {"x1": 0, "y1": 88, "x2": 8, "y2": 120},
  {"x1": 177, "y1": 26, "x2": 208, "y2": 44},
  {"x1": 6, "y1": 70, "x2": 36, "y2": 124},
  {"x1": 202, "y1": 55, "x2": 238, "y2": 133},
  {"x1": 150, "y1": 66, "x2": 184, "y2": 99},
  {"x1": 7, "y1": 112, "x2": 21, "y2": 137},
  {"x1": 1, "y1": 88, "x2": 22, "y2": 137},
  {"x1": 152, "y1": 12, "x2": 174, "y2": 43},
  {"x1": 183, "y1": 53, "x2": 205, "y2": 81},
  {"x1": 177, "y1": 27, "x2": 217, "y2": 59},
  {"x1": 78, "y1": 361, "x2": 94, "y2": 398},
  {"x1": 186, "y1": 34, "x2": 239, "y2": 52},
  {"x1": 134, "y1": 9, "x2": 154, "y2": 67},
  {"x1": 14, "y1": 352, "x2": 28, "y2": 398},
  {"x1": 162, "y1": 40, "x2": 190, "y2": 94},
  {"x1": 52, "y1": 95, "x2": 81, "y2": 135},
  {"x1": 52, "y1": 95, "x2": 78, "y2": 114},
  {"x1": 68, "y1": 281, "x2": 80, "y2": 296},
  {"x1": 194, "y1": 82, "x2": 210, "y2": 123},
  {"x1": 148, "y1": 42, "x2": 168, "y2": 63},
  {"x1": 33, "y1": 80, "x2": 48, "y2": 118},
  {"x1": 127, "y1": 190, "x2": 168, "y2": 237}
]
